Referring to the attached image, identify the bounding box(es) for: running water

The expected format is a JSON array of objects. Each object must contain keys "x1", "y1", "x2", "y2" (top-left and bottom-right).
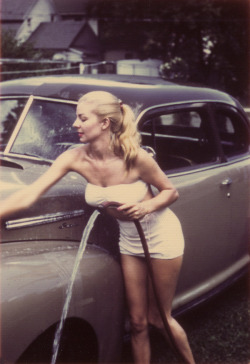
[{"x1": 51, "y1": 209, "x2": 100, "y2": 364}]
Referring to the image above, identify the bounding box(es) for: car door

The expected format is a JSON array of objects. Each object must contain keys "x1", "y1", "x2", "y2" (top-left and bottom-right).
[
  {"x1": 138, "y1": 102, "x2": 249, "y2": 311},
  {"x1": 211, "y1": 104, "x2": 249, "y2": 263}
]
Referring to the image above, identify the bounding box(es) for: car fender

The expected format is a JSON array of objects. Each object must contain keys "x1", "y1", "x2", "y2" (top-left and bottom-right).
[{"x1": 1, "y1": 240, "x2": 124, "y2": 363}]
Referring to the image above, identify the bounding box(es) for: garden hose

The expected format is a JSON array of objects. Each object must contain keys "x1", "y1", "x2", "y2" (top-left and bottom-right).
[{"x1": 104, "y1": 203, "x2": 186, "y2": 362}]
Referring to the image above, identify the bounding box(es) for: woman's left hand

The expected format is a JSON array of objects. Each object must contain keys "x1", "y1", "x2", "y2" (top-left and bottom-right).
[{"x1": 116, "y1": 202, "x2": 150, "y2": 220}]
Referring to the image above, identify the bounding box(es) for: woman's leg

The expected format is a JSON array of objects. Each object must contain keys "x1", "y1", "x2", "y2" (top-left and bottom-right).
[
  {"x1": 121, "y1": 254, "x2": 150, "y2": 364},
  {"x1": 148, "y1": 256, "x2": 195, "y2": 364}
]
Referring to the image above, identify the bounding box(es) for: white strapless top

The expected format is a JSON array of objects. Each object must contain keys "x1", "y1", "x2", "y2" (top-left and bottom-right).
[{"x1": 85, "y1": 180, "x2": 148, "y2": 208}]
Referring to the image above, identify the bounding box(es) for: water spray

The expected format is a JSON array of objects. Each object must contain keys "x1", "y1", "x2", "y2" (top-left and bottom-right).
[{"x1": 51, "y1": 209, "x2": 100, "y2": 364}]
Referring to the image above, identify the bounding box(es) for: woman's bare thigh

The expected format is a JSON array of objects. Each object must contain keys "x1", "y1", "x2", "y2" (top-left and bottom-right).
[
  {"x1": 148, "y1": 256, "x2": 183, "y2": 324},
  {"x1": 121, "y1": 254, "x2": 149, "y2": 319}
]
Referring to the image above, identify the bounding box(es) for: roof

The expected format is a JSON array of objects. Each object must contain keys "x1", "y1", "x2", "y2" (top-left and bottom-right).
[
  {"x1": 27, "y1": 21, "x2": 98, "y2": 51},
  {"x1": 1, "y1": 0, "x2": 36, "y2": 21},
  {"x1": 1, "y1": 23, "x2": 21, "y2": 34},
  {"x1": 0, "y1": 75, "x2": 240, "y2": 113},
  {"x1": 52, "y1": 0, "x2": 89, "y2": 15}
]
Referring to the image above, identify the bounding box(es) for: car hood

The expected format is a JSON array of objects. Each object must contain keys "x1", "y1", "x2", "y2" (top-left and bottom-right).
[{"x1": 0, "y1": 156, "x2": 91, "y2": 243}]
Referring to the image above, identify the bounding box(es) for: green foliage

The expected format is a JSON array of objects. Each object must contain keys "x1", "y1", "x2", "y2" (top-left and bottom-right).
[
  {"x1": 1, "y1": 30, "x2": 40, "y2": 59},
  {"x1": 88, "y1": 0, "x2": 249, "y2": 104},
  {"x1": 1, "y1": 30, "x2": 42, "y2": 81},
  {"x1": 0, "y1": 31, "x2": 76, "y2": 82}
]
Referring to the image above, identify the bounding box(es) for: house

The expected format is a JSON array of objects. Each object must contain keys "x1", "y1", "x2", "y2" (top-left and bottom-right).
[
  {"x1": 27, "y1": 21, "x2": 101, "y2": 62},
  {"x1": 1, "y1": 0, "x2": 58, "y2": 42},
  {"x1": 53, "y1": 0, "x2": 88, "y2": 20},
  {"x1": 1, "y1": 0, "x2": 100, "y2": 62},
  {"x1": 0, "y1": 0, "x2": 159, "y2": 73},
  {"x1": 52, "y1": 0, "x2": 98, "y2": 35}
]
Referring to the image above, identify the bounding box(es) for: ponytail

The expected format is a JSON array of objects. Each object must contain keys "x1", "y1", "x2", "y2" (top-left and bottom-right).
[{"x1": 110, "y1": 103, "x2": 141, "y2": 170}]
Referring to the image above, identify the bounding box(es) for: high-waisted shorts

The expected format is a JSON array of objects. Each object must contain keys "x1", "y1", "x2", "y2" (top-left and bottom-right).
[{"x1": 118, "y1": 207, "x2": 184, "y2": 259}]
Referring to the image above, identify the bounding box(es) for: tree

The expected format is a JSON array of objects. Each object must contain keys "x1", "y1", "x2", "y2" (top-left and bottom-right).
[
  {"x1": 1, "y1": 30, "x2": 40, "y2": 59},
  {"x1": 87, "y1": 0, "x2": 249, "y2": 104},
  {"x1": 0, "y1": 31, "x2": 75, "y2": 81}
]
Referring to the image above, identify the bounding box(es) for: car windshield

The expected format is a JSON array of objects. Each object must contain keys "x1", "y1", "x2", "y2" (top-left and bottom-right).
[
  {"x1": 0, "y1": 98, "x2": 28, "y2": 152},
  {"x1": 9, "y1": 99, "x2": 79, "y2": 160}
]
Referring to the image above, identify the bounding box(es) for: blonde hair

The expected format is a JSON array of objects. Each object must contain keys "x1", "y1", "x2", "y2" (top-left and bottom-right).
[{"x1": 78, "y1": 91, "x2": 141, "y2": 169}]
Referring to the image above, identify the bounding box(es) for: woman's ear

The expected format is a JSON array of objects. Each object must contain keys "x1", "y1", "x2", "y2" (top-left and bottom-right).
[{"x1": 101, "y1": 117, "x2": 110, "y2": 130}]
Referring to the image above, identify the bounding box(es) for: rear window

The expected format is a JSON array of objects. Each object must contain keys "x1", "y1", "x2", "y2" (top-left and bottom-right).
[{"x1": 214, "y1": 107, "x2": 249, "y2": 158}]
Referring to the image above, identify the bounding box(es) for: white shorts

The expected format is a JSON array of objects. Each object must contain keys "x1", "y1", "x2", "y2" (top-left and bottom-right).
[{"x1": 118, "y1": 207, "x2": 185, "y2": 259}]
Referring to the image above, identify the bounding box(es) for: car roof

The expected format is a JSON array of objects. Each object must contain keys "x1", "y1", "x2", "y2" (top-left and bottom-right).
[{"x1": 0, "y1": 74, "x2": 240, "y2": 110}]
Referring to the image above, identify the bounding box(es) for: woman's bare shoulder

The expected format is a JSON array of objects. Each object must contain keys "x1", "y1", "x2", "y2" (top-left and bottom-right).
[
  {"x1": 63, "y1": 145, "x2": 87, "y2": 160},
  {"x1": 54, "y1": 145, "x2": 87, "y2": 169},
  {"x1": 135, "y1": 147, "x2": 166, "y2": 181},
  {"x1": 136, "y1": 147, "x2": 155, "y2": 166}
]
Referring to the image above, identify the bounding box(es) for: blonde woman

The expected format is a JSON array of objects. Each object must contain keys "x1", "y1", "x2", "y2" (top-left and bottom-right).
[{"x1": 0, "y1": 91, "x2": 195, "y2": 364}]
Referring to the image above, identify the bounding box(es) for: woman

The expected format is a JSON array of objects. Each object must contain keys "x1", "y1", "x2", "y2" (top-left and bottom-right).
[{"x1": 0, "y1": 91, "x2": 195, "y2": 364}]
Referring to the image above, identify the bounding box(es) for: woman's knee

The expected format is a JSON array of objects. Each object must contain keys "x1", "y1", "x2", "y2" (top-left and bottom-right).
[
  {"x1": 153, "y1": 314, "x2": 188, "y2": 341},
  {"x1": 130, "y1": 315, "x2": 148, "y2": 335},
  {"x1": 148, "y1": 308, "x2": 172, "y2": 329}
]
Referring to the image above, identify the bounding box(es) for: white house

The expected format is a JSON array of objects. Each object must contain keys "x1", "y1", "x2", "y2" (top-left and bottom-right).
[{"x1": 1, "y1": 0, "x2": 58, "y2": 42}]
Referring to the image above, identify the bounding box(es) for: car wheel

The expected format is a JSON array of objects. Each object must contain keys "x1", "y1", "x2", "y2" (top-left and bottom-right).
[{"x1": 17, "y1": 318, "x2": 98, "y2": 363}]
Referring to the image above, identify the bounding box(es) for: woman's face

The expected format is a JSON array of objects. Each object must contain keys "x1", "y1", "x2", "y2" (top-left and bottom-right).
[{"x1": 73, "y1": 102, "x2": 104, "y2": 143}]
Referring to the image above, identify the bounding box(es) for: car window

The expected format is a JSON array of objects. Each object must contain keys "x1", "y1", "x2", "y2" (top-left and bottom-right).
[
  {"x1": 140, "y1": 107, "x2": 217, "y2": 171},
  {"x1": 0, "y1": 98, "x2": 28, "y2": 151},
  {"x1": 213, "y1": 107, "x2": 249, "y2": 158},
  {"x1": 10, "y1": 99, "x2": 79, "y2": 160}
]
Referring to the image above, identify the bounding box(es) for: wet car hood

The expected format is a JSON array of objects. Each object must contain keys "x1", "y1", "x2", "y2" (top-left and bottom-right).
[
  {"x1": 0, "y1": 155, "x2": 90, "y2": 243},
  {"x1": 0, "y1": 155, "x2": 86, "y2": 201}
]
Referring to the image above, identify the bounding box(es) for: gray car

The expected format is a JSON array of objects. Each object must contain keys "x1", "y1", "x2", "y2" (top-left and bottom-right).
[{"x1": 1, "y1": 74, "x2": 249, "y2": 363}]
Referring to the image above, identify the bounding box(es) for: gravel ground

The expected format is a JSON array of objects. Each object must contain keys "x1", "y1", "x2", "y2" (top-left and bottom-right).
[{"x1": 122, "y1": 272, "x2": 250, "y2": 364}]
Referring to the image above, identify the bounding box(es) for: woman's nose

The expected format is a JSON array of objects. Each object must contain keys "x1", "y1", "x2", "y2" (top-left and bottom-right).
[{"x1": 72, "y1": 119, "x2": 79, "y2": 128}]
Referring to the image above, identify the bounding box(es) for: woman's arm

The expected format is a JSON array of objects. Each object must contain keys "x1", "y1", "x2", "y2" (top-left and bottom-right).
[
  {"x1": 138, "y1": 148, "x2": 179, "y2": 211},
  {"x1": 0, "y1": 151, "x2": 73, "y2": 219},
  {"x1": 117, "y1": 148, "x2": 178, "y2": 219}
]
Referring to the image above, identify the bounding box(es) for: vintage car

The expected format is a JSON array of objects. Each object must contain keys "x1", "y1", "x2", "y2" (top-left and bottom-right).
[{"x1": 1, "y1": 74, "x2": 249, "y2": 363}]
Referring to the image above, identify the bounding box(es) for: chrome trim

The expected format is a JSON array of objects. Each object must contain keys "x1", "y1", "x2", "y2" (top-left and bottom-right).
[
  {"x1": 31, "y1": 95, "x2": 77, "y2": 105},
  {"x1": 221, "y1": 177, "x2": 233, "y2": 186},
  {"x1": 168, "y1": 154, "x2": 249, "y2": 177},
  {"x1": 0, "y1": 96, "x2": 29, "y2": 100},
  {"x1": 2, "y1": 151, "x2": 53, "y2": 163},
  {"x1": 136, "y1": 99, "x2": 238, "y2": 124},
  {"x1": 140, "y1": 131, "x2": 199, "y2": 142},
  {"x1": 5, "y1": 209, "x2": 85, "y2": 230}
]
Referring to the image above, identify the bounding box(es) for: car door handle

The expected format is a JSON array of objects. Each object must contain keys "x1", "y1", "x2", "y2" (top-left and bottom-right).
[{"x1": 221, "y1": 178, "x2": 232, "y2": 186}]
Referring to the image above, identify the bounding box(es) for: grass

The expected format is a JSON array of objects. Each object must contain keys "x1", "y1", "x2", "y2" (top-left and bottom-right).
[{"x1": 122, "y1": 273, "x2": 250, "y2": 364}]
